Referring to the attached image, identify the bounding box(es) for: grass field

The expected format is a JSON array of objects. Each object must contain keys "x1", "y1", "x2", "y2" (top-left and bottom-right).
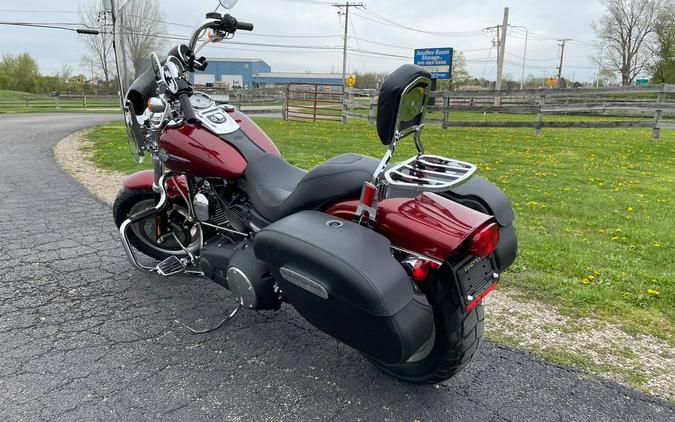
[{"x1": 85, "y1": 117, "x2": 674, "y2": 345}]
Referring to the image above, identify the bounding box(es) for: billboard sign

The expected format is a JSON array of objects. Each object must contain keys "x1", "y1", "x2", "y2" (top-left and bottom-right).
[{"x1": 414, "y1": 48, "x2": 453, "y2": 79}]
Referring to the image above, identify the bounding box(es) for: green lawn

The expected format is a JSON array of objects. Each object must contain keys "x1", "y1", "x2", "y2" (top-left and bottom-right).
[{"x1": 85, "y1": 118, "x2": 674, "y2": 344}]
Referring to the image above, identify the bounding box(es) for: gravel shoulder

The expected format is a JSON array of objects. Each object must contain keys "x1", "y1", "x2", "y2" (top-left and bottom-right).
[{"x1": 55, "y1": 127, "x2": 674, "y2": 403}]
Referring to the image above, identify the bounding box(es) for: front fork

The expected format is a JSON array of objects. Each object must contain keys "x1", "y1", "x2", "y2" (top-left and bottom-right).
[{"x1": 151, "y1": 149, "x2": 167, "y2": 240}]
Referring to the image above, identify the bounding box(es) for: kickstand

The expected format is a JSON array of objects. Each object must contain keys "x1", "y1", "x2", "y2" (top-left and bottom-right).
[{"x1": 174, "y1": 305, "x2": 241, "y2": 334}]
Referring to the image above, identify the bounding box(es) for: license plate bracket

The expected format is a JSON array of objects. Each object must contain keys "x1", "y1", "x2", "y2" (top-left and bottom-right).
[{"x1": 456, "y1": 256, "x2": 498, "y2": 306}]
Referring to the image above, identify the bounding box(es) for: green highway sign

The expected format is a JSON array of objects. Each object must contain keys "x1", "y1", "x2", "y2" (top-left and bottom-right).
[{"x1": 634, "y1": 79, "x2": 649, "y2": 86}]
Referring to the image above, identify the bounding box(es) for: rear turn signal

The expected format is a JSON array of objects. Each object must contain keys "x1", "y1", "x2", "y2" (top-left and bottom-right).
[
  {"x1": 361, "y1": 182, "x2": 377, "y2": 207},
  {"x1": 465, "y1": 223, "x2": 499, "y2": 257}
]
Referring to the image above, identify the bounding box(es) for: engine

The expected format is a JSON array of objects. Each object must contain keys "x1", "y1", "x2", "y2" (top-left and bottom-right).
[{"x1": 200, "y1": 234, "x2": 281, "y2": 310}]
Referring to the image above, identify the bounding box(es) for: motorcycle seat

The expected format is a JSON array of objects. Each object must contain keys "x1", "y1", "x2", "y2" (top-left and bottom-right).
[{"x1": 241, "y1": 153, "x2": 379, "y2": 222}]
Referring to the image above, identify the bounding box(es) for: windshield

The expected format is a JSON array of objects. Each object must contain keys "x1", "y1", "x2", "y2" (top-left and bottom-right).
[{"x1": 113, "y1": 0, "x2": 168, "y2": 101}]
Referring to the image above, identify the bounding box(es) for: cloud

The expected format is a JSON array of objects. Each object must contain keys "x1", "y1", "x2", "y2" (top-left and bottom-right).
[{"x1": 0, "y1": 0, "x2": 603, "y2": 81}]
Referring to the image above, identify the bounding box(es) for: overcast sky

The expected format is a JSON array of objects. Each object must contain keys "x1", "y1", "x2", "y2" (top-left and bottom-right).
[{"x1": 0, "y1": 0, "x2": 611, "y2": 82}]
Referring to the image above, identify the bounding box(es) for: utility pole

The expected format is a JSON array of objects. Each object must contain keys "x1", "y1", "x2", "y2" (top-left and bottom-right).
[
  {"x1": 495, "y1": 7, "x2": 509, "y2": 93},
  {"x1": 556, "y1": 38, "x2": 572, "y2": 88},
  {"x1": 333, "y1": 2, "x2": 364, "y2": 88}
]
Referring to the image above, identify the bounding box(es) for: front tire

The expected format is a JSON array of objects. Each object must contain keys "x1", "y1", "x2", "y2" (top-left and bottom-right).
[
  {"x1": 368, "y1": 299, "x2": 484, "y2": 384},
  {"x1": 113, "y1": 187, "x2": 201, "y2": 261}
]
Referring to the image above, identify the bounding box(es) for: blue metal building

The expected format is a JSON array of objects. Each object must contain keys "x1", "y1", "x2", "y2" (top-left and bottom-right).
[
  {"x1": 190, "y1": 57, "x2": 342, "y2": 89},
  {"x1": 190, "y1": 58, "x2": 271, "y2": 88}
]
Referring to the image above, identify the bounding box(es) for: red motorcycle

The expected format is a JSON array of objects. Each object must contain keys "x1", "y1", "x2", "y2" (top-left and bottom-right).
[{"x1": 111, "y1": 0, "x2": 517, "y2": 384}]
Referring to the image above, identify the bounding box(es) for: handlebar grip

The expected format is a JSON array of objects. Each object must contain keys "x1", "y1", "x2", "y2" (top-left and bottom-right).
[
  {"x1": 178, "y1": 92, "x2": 198, "y2": 124},
  {"x1": 236, "y1": 21, "x2": 254, "y2": 31}
]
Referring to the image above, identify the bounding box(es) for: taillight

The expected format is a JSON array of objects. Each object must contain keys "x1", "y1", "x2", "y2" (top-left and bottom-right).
[
  {"x1": 411, "y1": 259, "x2": 429, "y2": 281},
  {"x1": 465, "y1": 223, "x2": 499, "y2": 257}
]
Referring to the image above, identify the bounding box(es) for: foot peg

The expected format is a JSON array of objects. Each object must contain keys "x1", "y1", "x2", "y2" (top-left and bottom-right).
[{"x1": 156, "y1": 255, "x2": 187, "y2": 276}]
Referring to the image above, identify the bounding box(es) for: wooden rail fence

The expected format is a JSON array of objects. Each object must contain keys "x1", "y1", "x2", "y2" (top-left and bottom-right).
[{"x1": 342, "y1": 84, "x2": 675, "y2": 140}]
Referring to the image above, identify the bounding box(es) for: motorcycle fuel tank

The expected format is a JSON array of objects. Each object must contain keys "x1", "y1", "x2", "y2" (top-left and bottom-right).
[
  {"x1": 160, "y1": 123, "x2": 247, "y2": 178},
  {"x1": 159, "y1": 117, "x2": 280, "y2": 179}
]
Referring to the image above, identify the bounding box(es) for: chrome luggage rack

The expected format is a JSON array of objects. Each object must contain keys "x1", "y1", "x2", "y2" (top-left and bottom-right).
[{"x1": 384, "y1": 154, "x2": 476, "y2": 192}]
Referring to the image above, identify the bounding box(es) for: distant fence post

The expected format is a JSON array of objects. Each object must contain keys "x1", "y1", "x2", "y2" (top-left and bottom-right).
[
  {"x1": 368, "y1": 90, "x2": 376, "y2": 125},
  {"x1": 24, "y1": 97, "x2": 29, "y2": 108},
  {"x1": 535, "y1": 94, "x2": 546, "y2": 136},
  {"x1": 653, "y1": 90, "x2": 665, "y2": 141},
  {"x1": 83, "y1": 95, "x2": 87, "y2": 110},
  {"x1": 312, "y1": 84, "x2": 318, "y2": 122},
  {"x1": 282, "y1": 85, "x2": 288, "y2": 121},
  {"x1": 341, "y1": 86, "x2": 347, "y2": 124},
  {"x1": 442, "y1": 94, "x2": 450, "y2": 129}
]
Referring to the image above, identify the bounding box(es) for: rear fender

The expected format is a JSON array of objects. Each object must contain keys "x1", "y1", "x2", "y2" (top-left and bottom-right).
[
  {"x1": 324, "y1": 192, "x2": 492, "y2": 262},
  {"x1": 123, "y1": 170, "x2": 188, "y2": 200}
]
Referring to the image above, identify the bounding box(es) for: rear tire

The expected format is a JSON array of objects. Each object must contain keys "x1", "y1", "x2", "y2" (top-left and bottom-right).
[{"x1": 368, "y1": 299, "x2": 484, "y2": 384}]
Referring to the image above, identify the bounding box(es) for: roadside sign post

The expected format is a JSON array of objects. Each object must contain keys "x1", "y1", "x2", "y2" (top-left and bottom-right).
[
  {"x1": 635, "y1": 79, "x2": 649, "y2": 86},
  {"x1": 414, "y1": 48, "x2": 452, "y2": 106},
  {"x1": 546, "y1": 78, "x2": 556, "y2": 88}
]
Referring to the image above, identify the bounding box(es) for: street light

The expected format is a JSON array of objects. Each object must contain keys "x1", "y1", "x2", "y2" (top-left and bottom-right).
[{"x1": 509, "y1": 25, "x2": 528, "y2": 90}]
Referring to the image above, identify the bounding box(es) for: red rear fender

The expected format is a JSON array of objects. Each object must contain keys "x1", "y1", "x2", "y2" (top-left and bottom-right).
[{"x1": 324, "y1": 192, "x2": 492, "y2": 262}]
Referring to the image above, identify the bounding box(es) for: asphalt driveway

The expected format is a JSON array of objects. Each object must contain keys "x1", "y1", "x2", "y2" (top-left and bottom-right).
[{"x1": 0, "y1": 113, "x2": 672, "y2": 421}]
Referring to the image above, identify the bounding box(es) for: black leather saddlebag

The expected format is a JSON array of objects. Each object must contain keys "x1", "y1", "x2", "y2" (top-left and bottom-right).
[{"x1": 254, "y1": 211, "x2": 434, "y2": 364}]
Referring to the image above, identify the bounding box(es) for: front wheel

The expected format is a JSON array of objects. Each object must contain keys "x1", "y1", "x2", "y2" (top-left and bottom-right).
[
  {"x1": 368, "y1": 299, "x2": 484, "y2": 384},
  {"x1": 113, "y1": 187, "x2": 202, "y2": 261}
]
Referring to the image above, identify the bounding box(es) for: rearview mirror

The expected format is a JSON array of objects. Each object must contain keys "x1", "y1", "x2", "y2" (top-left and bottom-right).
[{"x1": 219, "y1": 0, "x2": 239, "y2": 9}]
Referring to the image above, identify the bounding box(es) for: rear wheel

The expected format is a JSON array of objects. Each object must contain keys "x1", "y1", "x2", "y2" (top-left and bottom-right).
[
  {"x1": 113, "y1": 188, "x2": 201, "y2": 261},
  {"x1": 368, "y1": 299, "x2": 484, "y2": 384}
]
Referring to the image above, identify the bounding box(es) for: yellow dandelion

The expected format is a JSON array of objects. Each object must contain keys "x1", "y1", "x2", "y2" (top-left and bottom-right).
[
  {"x1": 611, "y1": 236, "x2": 619, "y2": 241},
  {"x1": 646, "y1": 289, "x2": 660, "y2": 296}
]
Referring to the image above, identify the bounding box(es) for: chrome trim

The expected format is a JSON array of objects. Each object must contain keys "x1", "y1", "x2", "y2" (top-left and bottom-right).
[
  {"x1": 384, "y1": 154, "x2": 477, "y2": 192},
  {"x1": 390, "y1": 245, "x2": 444, "y2": 266},
  {"x1": 200, "y1": 221, "x2": 249, "y2": 237},
  {"x1": 119, "y1": 173, "x2": 171, "y2": 271},
  {"x1": 189, "y1": 18, "x2": 222, "y2": 52},
  {"x1": 279, "y1": 267, "x2": 328, "y2": 299}
]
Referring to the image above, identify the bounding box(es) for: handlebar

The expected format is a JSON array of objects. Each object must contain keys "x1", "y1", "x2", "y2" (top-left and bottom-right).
[
  {"x1": 188, "y1": 14, "x2": 253, "y2": 52},
  {"x1": 177, "y1": 92, "x2": 198, "y2": 124},
  {"x1": 236, "y1": 21, "x2": 254, "y2": 31}
]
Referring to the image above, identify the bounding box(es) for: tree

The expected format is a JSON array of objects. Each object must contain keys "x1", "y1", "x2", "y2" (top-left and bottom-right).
[
  {"x1": 450, "y1": 51, "x2": 470, "y2": 88},
  {"x1": 436, "y1": 51, "x2": 471, "y2": 90},
  {"x1": 650, "y1": 2, "x2": 675, "y2": 83},
  {"x1": 115, "y1": 0, "x2": 168, "y2": 83},
  {"x1": 592, "y1": 0, "x2": 667, "y2": 86},
  {"x1": 354, "y1": 72, "x2": 378, "y2": 89},
  {"x1": 79, "y1": 0, "x2": 115, "y2": 94},
  {"x1": 598, "y1": 68, "x2": 620, "y2": 86},
  {"x1": 0, "y1": 53, "x2": 40, "y2": 92}
]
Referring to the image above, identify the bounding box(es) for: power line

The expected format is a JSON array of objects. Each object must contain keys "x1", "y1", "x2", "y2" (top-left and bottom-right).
[{"x1": 333, "y1": 2, "x2": 364, "y2": 88}]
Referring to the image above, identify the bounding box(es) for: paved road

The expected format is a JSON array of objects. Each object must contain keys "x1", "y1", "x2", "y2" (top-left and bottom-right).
[{"x1": 0, "y1": 113, "x2": 673, "y2": 421}]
